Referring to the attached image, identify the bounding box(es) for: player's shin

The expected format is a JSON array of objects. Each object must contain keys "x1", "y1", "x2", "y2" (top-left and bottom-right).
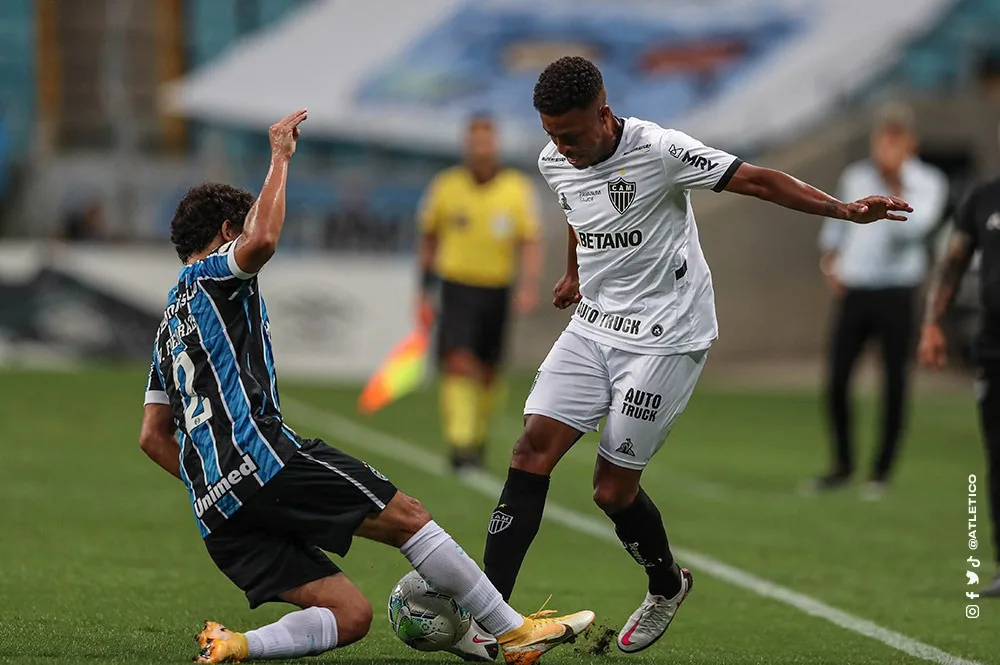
[
  {"x1": 400, "y1": 520, "x2": 523, "y2": 637},
  {"x1": 483, "y1": 467, "x2": 550, "y2": 601},
  {"x1": 606, "y1": 487, "x2": 682, "y2": 598}
]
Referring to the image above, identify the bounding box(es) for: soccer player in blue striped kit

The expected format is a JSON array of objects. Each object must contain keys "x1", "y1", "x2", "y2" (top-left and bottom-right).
[{"x1": 138, "y1": 109, "x2": 593, "y2": 664}]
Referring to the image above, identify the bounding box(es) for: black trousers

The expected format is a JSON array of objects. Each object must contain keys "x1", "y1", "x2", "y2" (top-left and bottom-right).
[
  {"x1": 826, "y1": 287, "x2": 916, "y2": 481},
  {"x1": 977, "y1": 359, "x2": 1000, "y2": 564}
]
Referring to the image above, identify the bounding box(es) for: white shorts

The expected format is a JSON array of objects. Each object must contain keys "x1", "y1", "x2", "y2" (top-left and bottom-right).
[{"x1": 524, "y1": 330, "x2": 707, "y2": 470}]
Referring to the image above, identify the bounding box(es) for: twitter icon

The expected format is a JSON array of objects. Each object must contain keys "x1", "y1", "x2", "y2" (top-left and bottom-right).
[{"x1": 967, "y1": 571, "x2": 980, "y2": 585}]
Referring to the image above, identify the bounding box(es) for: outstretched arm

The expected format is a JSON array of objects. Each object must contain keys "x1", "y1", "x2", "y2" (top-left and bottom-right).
[
  {"x1": 723, "y1": 163, "x2": 912, "y2": 224},
  {"x1": 233, "y1": 108, "x2": 308, "y2": 275}
]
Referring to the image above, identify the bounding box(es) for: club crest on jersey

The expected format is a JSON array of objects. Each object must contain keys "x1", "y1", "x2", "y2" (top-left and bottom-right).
[{"x1": 608, "y1": 177, "x2": 636, "y2": 214}]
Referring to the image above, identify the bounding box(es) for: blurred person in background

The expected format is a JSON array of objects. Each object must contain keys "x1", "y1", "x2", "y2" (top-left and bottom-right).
[
  {"x1": 812, "y1": 103, "x2": 949, "y2": 499},
  {"x1": 417, "y1": 113, "x2": 543, "y2": 472},
  {"x1": 919, "y1": 129, "x2": 1000, "y2": 595}
]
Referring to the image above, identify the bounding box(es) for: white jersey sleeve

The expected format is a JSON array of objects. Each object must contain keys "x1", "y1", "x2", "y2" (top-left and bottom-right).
[{"x1": 658, "y1": 129, "x2": 742, "y2": 193}]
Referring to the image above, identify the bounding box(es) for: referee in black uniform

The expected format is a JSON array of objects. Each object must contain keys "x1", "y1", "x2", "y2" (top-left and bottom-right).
[{"x1": 920, "y1": 172, "x2": 1000, "y2": 597}]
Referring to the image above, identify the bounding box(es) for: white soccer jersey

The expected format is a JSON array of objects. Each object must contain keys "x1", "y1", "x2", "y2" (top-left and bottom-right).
[{"x1": 539, "y1": 117, "x2": 742, "y2": 355}]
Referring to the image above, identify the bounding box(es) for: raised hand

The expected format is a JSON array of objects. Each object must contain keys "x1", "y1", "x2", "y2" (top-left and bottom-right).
[{"x1": 269, "y1": 108, "x2": 308, "y2": 161}]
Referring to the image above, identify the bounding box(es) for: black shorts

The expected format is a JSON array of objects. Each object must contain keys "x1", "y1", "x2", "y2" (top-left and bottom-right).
[
  {"x1": 204, "y1": 438, "x2": 398, "y2": 608},
  {"x1": 437, "y1": 280, "x2": 510, "y2": 366}
]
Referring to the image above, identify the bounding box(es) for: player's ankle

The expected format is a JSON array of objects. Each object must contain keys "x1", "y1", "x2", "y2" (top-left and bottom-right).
[
  {"x1": 648, "y1": 563, "x2": 683, "y2": 598},
  {"x1": 497, "y1": 617, "x2": 530, "y2": 642}
]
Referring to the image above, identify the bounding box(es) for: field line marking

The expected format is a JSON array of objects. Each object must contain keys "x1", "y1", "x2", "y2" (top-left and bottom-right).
[{"x1": 285, "y1": 397, "x2": 980, "y2": 665}]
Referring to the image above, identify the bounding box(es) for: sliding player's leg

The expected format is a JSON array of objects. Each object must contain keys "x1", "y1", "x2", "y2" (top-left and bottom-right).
[
  {"x1": 195, "y1": 572, "x2": 368, "y2": 663},
  {"x1": 196, "y1": 437, "x2": 593, "y2": 664},
  {"x1": 194, "y1": 484, "x2": 370, "y2": 664},
  {"x1": 293, "y1": 440, "x2": 592, "y2": 663}
]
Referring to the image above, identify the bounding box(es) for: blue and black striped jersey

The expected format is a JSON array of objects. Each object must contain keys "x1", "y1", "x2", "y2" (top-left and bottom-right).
[{"x1": 145, "y1": 239, "x2": 301, "y2": 537}]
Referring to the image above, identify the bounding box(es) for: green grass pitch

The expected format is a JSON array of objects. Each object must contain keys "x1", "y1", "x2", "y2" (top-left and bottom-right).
[{"x1": 0, "y1": 365, "x2": 993, "y2": 664}]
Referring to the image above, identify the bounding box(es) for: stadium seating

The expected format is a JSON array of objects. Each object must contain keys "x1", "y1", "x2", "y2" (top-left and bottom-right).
[
  {"x1": 0, "y1": 0, "x2": 33, "y2": 158},
  {"x1": 864, "y1": 0, "x2": 1000, "y2": 93}
]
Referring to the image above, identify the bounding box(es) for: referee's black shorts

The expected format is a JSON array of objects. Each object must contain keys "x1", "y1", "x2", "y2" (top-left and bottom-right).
[
  {"x1": 437, "y1": 280, "x2": 510, "y2": 366},
  {"x1": 203, "y1": 438, "x2": 397, "y2": 608}
]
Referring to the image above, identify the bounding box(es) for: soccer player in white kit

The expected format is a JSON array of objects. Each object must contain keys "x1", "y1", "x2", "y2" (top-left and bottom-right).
[{"x1": 481, "y1": 56, "x2": 914, "y2": 654}]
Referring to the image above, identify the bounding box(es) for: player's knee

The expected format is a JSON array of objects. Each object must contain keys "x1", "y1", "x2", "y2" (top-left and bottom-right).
[
  {"x1": 392, "y1": 493, "x2": 433, "y2": 545},
  {"x1": 333, "y1": 596, "x2": 373, "y2": 645},
  {"x1": 593, "y1": 481, "x2": 638, "y2": 514},
  {"x1": 511, "y1": 426, "x2": 558, "y2": 475}
]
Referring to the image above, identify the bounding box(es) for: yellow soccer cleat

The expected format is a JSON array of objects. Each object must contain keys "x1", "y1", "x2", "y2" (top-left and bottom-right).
[
  {"x1": 194, "y1": 620, "x2": 250, "y2": 663},
  {"x1": 497, "y1": 600, "x2": 595, "y2": 665}
]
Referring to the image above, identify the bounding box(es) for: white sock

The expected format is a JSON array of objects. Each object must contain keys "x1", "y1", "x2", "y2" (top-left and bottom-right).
[
  {"x1": 401, "y1": 520, "x2": 523, "y2": 637},
  {"x1": 244, "y1": 606, "x2": 338, "y2": 659}
]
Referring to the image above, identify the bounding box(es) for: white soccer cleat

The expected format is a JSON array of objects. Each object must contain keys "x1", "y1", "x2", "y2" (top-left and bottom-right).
[
  {"x1": 447, "y1": 619, "x2": 500, "y2": 662},
  {"x1": 617, "y1": 568, "x2": 693, "y2": 654}
]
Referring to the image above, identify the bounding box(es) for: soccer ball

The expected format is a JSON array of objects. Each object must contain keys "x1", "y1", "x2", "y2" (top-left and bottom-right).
[{"x1": 387, "y1": 571, "x2": 471, "y2": 651}]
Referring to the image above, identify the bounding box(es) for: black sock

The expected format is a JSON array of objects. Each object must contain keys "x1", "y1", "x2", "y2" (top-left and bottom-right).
[
  {"x1": 607, "y1": 487, "x2": 682, "y2": 598},
  {"x1": 483, "y1": 467, "x2": 550, "y2": 601}
]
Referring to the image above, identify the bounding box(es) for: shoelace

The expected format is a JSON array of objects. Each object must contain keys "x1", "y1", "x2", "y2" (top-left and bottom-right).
[
  {"x1": 526, "y1": 594, "x2": 560, "y2": 622},
  {"x1": 636, "y1": 598, "x2": 674, "y2": 630}
]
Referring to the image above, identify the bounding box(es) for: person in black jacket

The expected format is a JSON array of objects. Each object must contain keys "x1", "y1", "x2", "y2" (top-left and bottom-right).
[{"x1": 919, "y1": 173, "x2": 1000, "y2": 597}]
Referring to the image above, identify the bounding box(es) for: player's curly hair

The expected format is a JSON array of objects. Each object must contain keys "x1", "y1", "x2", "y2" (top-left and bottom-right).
[
  {"x1": 169, "y1": 183, "x2": 255, "y2": 262},
  {"x1": 533, "y1": 56, "x2": 605, "y2": 116}
]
